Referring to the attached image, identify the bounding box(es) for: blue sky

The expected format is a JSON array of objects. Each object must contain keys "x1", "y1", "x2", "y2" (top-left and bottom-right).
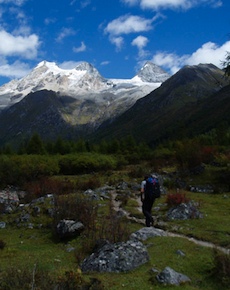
[{"x1": 0, "y1": 0, "x2": 229, "y2": 85}]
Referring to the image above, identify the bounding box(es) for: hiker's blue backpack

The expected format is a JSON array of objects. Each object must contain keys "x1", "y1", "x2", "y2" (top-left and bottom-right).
[{"x1": 145, "y1": 176, "x2": 161, "y2": 199}]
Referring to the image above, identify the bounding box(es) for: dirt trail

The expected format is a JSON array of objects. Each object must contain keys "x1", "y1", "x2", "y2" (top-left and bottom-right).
[{"x1": 111, "y1": 191, "x2": 230, "y2": 255}]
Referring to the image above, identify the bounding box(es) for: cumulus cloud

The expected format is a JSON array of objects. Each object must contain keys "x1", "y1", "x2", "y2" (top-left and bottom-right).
[
  {"x1": 104, "y1": 15, "x2": 154, "y2": 36},
  {"x1": 73, "y1": 41, "x2": 86, "y2": 53},
  {"x1": 132, "y1": 35, "x2": 149, "y2": 58},
  {"x1": 56, "y1": 28, "x2": 76, "y2": 42},
  {"x1": 132, "y1": 35, "x2": 148, "y2": 48},
  {"x1": 151, "y1": 40, "x2": 230, "y2": 74},
  {"x1": 0, "y1": 60, "x2": 31, "y2": 78},
  {"x1": 0, "y1": 30, "x2": 40, "y2": 59},
  {"x1": 104, "y1": 13, "x2": 164, "y2": 51},
  {"x1": 121, "y1": 0, "x2": 222, "y2": 10}
]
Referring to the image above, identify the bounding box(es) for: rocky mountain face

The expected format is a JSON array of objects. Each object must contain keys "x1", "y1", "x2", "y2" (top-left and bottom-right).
[
  {"x1": 93, "y1": 63, "x2": 230, "y2": 145},
  {"x1": 136, "y1": 61, "x2": 170, "y2": 83},
  {"x1": 0, "y1": 61, "x2": 170, "y2": 146}
]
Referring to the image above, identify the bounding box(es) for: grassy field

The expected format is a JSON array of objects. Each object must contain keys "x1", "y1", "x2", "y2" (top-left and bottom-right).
[{"x1": 0, "y1": 163, "x2": 229, "y2": 289}]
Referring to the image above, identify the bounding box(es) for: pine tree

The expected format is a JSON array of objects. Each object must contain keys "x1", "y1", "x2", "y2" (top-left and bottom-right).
[{"x1": 26, "y1": 133, "x2": 46, "y2": 154}]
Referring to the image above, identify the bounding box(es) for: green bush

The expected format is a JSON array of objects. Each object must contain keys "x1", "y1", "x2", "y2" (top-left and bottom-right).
[
  {"x1": 0, "y1": 155, "x2": 59, "y2": 187},
  {"x1": 0, "y1": 266, "x2": 104, "y2": 290},
  {"x1": 52, "y1": 193, "x2": 98, "y2": 238},
  {"x1": 58, "y1": 153, "x2": 117, "y2": 175},
  {"x1": 211, "y1": 249, "x2": 230, "y2": 286},
  {"x1": 0, "y1": 239, "x2": 6, "y2": 250},
  {"x1": 175, "y1": 139, "x2": 203, "y2": 171}
]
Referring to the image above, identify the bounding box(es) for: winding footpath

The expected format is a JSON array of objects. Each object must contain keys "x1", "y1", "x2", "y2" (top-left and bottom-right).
[{"x1": 111, "y1": 191, "x2": 230, "y2": 255}]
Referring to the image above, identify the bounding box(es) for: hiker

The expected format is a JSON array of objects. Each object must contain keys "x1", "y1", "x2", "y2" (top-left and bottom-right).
[{"x1": 140, "y1": 175, "x2": 157, "y2": 227}]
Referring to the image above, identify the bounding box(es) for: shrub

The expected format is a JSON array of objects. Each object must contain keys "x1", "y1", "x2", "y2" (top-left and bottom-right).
[
  {"x1": 166, "y1": 192, "x2": 190, "y2": 207},
  {"x1": 76, "y1": 176, "x2": 102, "y2": 191},
  {"x1": 0, "y1": 265, "x2": 104, "y2": 290},
  {"x1": 128, "y1": 166, "x2": 146, "y2": 178},
  {"x1": 200, "y1": 146, "x2": 216, "y2": 164},
  {"x1": 74, "y1": 198, "x2": 131, "y2": 264},
  {"x1": 0, "y1": 239, "x2": 6, "y2": 250},
  {"x1": 58, "y1": 153, "x2": 117, "y2": 175},
  {"x1": 23, "y1": 177, "x2": 75, "y2": 201},
  {"x1": 97, "y1": 211, "x2": 130, "y2": 244},
  {"x1": 0, "y1": 155, "x2": 59, "y2": 187},
  {"x1": 212, "y1": 249, "x2": 230, "y2": 286},
  {"x1": 52, "y1": 193, "x2": 98, "y2": 238},
  {"x1": 175, "y1": 139, "x2": 203, "y2": 171},
  {"x1": 0, "y1": 265, "x2": 56, "y2": 290}
]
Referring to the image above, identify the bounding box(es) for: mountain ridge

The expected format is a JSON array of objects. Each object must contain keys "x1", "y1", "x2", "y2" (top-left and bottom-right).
[
  {"x1": 92, "y1": 63, "x2": 229, "y2": 145},
  {"x1": 0, "y1": 61, "x2": 170, "y2": 110},
  {"x1": 0, "y1": 62, "x2": 229, "y2": 147},
  {"x1": 0, "y1": 61, "x2": 170, "y2": 146}
]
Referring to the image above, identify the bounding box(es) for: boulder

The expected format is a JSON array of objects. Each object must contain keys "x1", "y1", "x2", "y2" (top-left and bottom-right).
[
  {"x1": 0, "y1": 221, "x2": 6, "y2": 229},
  {"x1": 56, "y1": 219, "x2": 84, "y2": 239},
  {"x1": 156, "y1": 266, "x2": 191, "y2": 285},
  {"x1": 81, "y1": 240, "x2": 149, "y2": 273},
  {"x1": 130, "y1": 227, "x2": 167, "y2": 241},
  {"x1": 83, "y1": 189, "x2": 99, "y2": 200},
  {"x1": 167, "y1": 201, "x2": 203, "y2": 220}
]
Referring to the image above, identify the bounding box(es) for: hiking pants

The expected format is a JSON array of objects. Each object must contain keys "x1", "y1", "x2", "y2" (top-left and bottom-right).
[{"x1": 142, "y1": 198, "x2": 155, "y2": 227}]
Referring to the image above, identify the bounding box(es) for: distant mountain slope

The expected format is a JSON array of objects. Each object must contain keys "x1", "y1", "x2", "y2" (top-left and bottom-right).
[
  {"x1": 92, "y1": 63, "x2": 229, "y2": 145},
  {"x1": 0, "y1": 61, "x2": 170, "y2": 146},
  {"x1": 0, "y1": 62, "x2": 228, "y2": 148},
  {"x1": 0, "y1": 90, "x2": 81, "y2": 145}
]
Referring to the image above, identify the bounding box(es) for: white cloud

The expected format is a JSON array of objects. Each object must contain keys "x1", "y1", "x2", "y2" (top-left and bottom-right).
[
  {"x1": 186, "y1": 41, "x2": 230, "y2": 66},
  {"x1": 73, "y1": 41, "x2": 86, "y2": 53},
  {"x1": 104, "y1": 13, "x2": 163, "y2": 50},
  {"x1": 100, "y1": 61, "x2": 110, "y2": 66},
  {"x1": 56, "y1": 28, "x2": 76, "y2": 42},
  {"x1": 151, "y1": 40, "x2": 230, "y2": 74},
  {"x1": 0, "y1": 60, "x2": 31, "y2": 78},
  {"x1": 110, "y1": 36, "x2": 124, "y2": 51},
  {"x1": 0, "y1": 30, "x2": 40, "y2": 59},
  {"x1": 13, "y1": 25, "x2": 31, "y2": 36},
  {"x1": 121, "y1": 0, "x2": 138, "y2": 5},
  {"x1": 132, "y1": 35, "x2": 148, "y2": 49},
  {"x1": 80, "y1": 0, "x2": 91, "y2": 8},
  {"x1": 104, "y1": 15, "x2": 154, "y2": 36},
  {"x1": 44, "y1": 17, "x2": 56, "y2": 25},
  {"x1": 121, "y1": 0, "x2": 222, "y2": 10},
  {"x1": 70, "y1": 0, "x2": 77, "y2": 5},
  {"x1": 0, "y1": 0, "x2": 27, "y2": 5},
  {"x1": 132, "y1": 35, "x2": 149, "y2": 58}
]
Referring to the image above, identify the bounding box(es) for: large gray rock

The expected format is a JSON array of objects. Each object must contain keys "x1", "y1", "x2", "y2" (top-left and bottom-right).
[
  {"x1": 156, "y1": 266, "x2": 191, "y2": 285},
  {"x1": 56, "y1": 219, "x2": 84, "y2": 239},
  {"x1": 167, "y1": 201, "x2": 203, "y2": 220},
  {"x1": 81, "y1": 240, "x2": 149, "y2": 273},
  {"x1": 130, "y1": 227, "x2": 167, "y2": 241},
  {"x1": 0, "y1": 221, "x2": 6, "y2": 229}
]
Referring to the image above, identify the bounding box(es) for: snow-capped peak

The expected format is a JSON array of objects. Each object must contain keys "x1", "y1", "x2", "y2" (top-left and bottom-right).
[
  {"x1": 0, "y1": 61, "x2": 111, "y2": 107},
  {"x1": 75, "y1": 61, "x2": 95, "y2": 72},
  {"x1": 136, "y1": 61, "x2": 170, "y2": 83},
  {"x1": 0, "y1": 60, "x2": 169, "y2": 110}
]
